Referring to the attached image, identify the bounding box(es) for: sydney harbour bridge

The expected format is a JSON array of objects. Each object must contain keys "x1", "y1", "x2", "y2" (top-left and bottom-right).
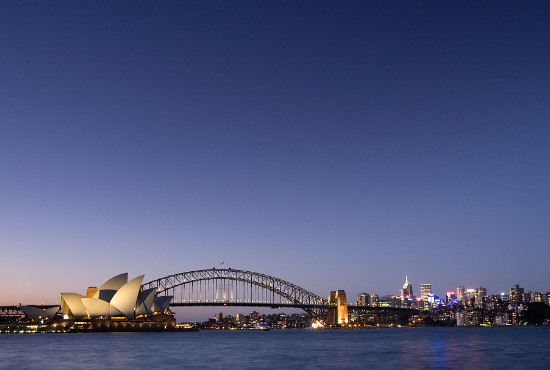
[
  {"x1": 1, "y1": 268, "x2": 417, "y2": 325},
  {"x1": 142, "y1": 268, "x2": 329, "y2": 323}
]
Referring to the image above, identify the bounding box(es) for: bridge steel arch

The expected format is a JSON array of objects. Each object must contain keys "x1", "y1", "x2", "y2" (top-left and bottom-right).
[{"x1": 141, "y1": 269, "x2": 330, "y2": 323}]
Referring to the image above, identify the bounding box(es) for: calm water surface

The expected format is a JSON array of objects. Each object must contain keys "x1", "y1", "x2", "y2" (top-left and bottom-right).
[{"x1": 1, "y1": 327, "x2": 548, "y2": 369}]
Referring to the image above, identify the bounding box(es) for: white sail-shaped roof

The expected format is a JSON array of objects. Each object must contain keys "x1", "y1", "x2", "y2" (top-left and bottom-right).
[
  {"x1": 82, "y1": 298, "x2": 123, "y2": 318},
  {"x1": 110, "y1": 275, "x2": 144, "y2": 319},
  {"x1": 153, "y1": 295, "x2": 172, "y2": 314},
  {"x1": 20, "y1": 306, "x2": 60, "y2": 322},
  {"x1": 136, "y1": 288, "x2": 157, "y2": 316},
  {"x1": 97, "y1": 273, "x2": 128, "y2": 292},
  {"x1": 60, "y1": 293, "x2": 87, "y2": 319}
]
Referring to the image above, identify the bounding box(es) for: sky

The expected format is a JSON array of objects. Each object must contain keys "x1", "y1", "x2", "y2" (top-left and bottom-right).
[{"x1": 1, "y1": 1, "x2": 549, "y2": 321}]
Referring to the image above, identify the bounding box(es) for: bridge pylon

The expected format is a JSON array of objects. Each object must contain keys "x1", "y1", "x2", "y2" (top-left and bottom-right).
[{"x1": 327, "y1": 290, "x2": 348, "y2": 326}]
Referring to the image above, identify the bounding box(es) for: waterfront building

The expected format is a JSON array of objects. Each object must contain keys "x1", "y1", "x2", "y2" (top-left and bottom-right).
[
  {"x1": 19, "y1": 306, "x2": 60, "y2": 323},
  {"x1": 250, "y1": 311, "x2": 259, "y2": 322},
  {"x1": 456, "y1": 312, "x2": 468, "y2": 326},
  {"x1": 59, "y1": 273, "x2": 172, "y2": 320}
]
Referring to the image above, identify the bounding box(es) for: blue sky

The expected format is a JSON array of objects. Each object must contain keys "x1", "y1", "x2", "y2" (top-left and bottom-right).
[{"x1": 1, "y1": 1, "x2": 549, "y2": 320}]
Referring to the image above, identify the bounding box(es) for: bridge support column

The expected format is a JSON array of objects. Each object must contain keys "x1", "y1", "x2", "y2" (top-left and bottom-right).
[{"x1": 327, "y1": 290, "x2": 348, "y2": 326}]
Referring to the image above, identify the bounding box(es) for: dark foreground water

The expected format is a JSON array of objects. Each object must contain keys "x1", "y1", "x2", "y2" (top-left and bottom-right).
[{"x1": 1, "y1": 327, "x2": 549, "y2": 369}]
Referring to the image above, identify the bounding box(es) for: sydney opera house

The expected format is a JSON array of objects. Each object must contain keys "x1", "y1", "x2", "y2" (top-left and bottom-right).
[
  {"x1": 9, "y1": 273, "x2": 186, "y2": 332},
  {"x1": 59, "y1": 273, "x2": 172, "y2": 321}
]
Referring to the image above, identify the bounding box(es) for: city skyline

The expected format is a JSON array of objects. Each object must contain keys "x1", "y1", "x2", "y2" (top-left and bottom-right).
[{"x1": 1, "y1": 1, "x2": 549, "y2": 311}]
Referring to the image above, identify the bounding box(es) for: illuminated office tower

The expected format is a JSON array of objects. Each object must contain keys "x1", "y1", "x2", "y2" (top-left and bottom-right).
[
  {"x1": 446, "y1": 292, "x2": 456, "y2": 303},
  {"x1": 420, "y1": 284, "x2": 432, "y2": 301},
  {"x1": 465, "y1": 289, "x2": 476, "y2": 305},
  {"x1": 400, "y1": 276, "x2": 413, "y2": 298}
]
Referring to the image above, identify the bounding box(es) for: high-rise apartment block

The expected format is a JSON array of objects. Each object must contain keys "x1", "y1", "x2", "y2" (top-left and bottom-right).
[
  {"x1": 457, "y1": 286, "x2": 465, "y2": 301},
  {"x1": 475, "y1": 286, "x2": 486, "y2": 300},
  {"x1": 250, "y1": 311, "x2": 260, "y2": 321},
  {"x1": 510, "y1": 285, "x2": 524, "y2": 303},
  {"x1": 475, "y1": 286, "x2": 486, "y2": 307},
  {"x1": 356, "y1": 293, "x2": 369, "y2": 306}
]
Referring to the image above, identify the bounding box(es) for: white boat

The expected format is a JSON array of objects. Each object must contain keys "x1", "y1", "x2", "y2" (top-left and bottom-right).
[{"x1": 254, "y1": 323, "x2": 269, "y2": 331}]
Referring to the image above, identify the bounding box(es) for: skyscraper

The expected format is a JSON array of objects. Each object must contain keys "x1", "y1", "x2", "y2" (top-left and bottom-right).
[
  {"x1": 400, "y1": 276, "x2": 413, "y2": 298},
  {"x1": 420, "y1": 284, "x2": 432, "y2": 301},
  {"x1": 457, "y1": 286, "x2": 465, "y2": 302},
  {"x1": 446, "y1": 292, "x2": 456, "y2": 303}
]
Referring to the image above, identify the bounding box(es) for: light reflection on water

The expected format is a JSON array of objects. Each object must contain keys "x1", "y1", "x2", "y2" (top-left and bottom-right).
[{"x1": 1, "y1": 327, "x2": 549, "y2": 369}]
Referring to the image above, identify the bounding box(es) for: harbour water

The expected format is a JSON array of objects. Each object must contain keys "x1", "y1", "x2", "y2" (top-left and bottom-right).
[{"x1": 1, "y1": 327, "x2": 548, "y2": 369}]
